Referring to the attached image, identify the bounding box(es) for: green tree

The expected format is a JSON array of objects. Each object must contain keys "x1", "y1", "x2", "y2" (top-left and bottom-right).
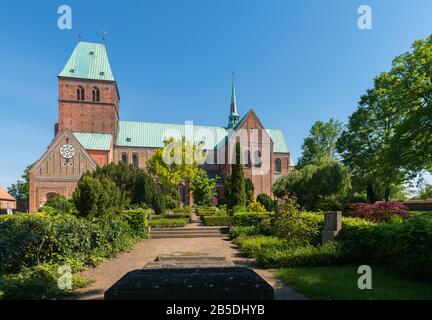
[
  {"x1": 338, "y1": 35, "x2": 432, "y2": 202},
  {"x1": 133, "y1": 171, "x2": 166, "y2": 214},
  {"x1": 245, "y1": 178, "x2": 254, "y2": 205},
  {"x1": 8, "y1": 164, "x2": 34, "y2": 208},
  {"x1": 337, "y1": 73, "x2": 408, "y2": 202},
  {"x1": 419, "y1": 184, "x2": 432, "y2": 200},
  {"x1": 73, "y1": 174, "x2": 125, "y2": 218},
  {"x1": 92, "y1": 162, "x2": 139, "y2": 199},
  {"x1": 147, "y1": 138, "x2": 203, "y2": 198},
  {"x1": 297, "y1": 119, "x2": 342, "y2": 167},
  {"x1": 387, "y1": 36, "x2": 432, "y2": 173},
  {"x1": 190, "y1": 170, "x2": 218, "y2": 206},
  {"x1": 273, "y1": 158, "x2": 350, "y2": 210},
  {"x1": 225, "y1": 142, "x2": 246, "y2": 209}
]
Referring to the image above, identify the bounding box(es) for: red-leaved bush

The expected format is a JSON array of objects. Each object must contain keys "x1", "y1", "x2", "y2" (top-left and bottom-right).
[{"x1": 352, "y1": 201, "x2": 410, "y2": 223}]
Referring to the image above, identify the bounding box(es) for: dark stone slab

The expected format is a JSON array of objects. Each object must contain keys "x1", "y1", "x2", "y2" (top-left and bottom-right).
[
  {"x1": 144, "y1": 261, "x2": 236, "y2": 269},
  {"x1": 104, "y1": 267, "x2": 274, "y2": 300}
]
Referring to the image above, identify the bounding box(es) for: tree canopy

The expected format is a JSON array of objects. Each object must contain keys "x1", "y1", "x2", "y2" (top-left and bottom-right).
[
  {"x1": 297, "y1": 118, "x2": 342, "y2": 167},
  {"x1": 337, "y1": 35, "x2": 432, "y2": 201},
  {"x1": 146, "y1": 138, "x2": 204, "y2": 197}
]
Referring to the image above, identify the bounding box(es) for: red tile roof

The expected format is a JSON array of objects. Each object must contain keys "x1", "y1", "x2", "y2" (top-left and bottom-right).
[{"x1": 0, "y1": 187, "x2": 16, "y2": 201}]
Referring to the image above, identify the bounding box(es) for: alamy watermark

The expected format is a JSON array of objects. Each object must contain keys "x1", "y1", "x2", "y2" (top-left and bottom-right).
[
  {"x1": 57, "y1": 265, "x2": 72, "y2": 290},
  {"x1": 159, "y1": 122, "x2": 271, "y2": 175},
  {"x1": 357, "y1": 5, "x2": 372, "y2": 30},
  {"x1": 357, "y1": 265, "x2": 372, "y2": 290},
  {"x1": 58, "y1": 5, "x2": 72, "y2": 30}
]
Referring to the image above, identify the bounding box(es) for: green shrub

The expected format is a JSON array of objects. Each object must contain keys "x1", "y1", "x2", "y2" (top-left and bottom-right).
[
  {"x1": 44, "y1": 195, "x2": 75, "y2": 214},
  {"x1": 337, "y1": 216, "x2": 432, "y2": 281},
  {"x1": 233, "y1": 212, "x2": 274, "y2": 227},
  {"x1": 172, "y1": 207, "x2": 193, "y2": 215},
  {"x1": 0, "y1": 264, "x2": 88, "y2": 300},
  {"x1": 153, "y1": 213, "x2": 191, "y2": 221},
  {"x1": 122, "y1": 209, "x2": 150, "y2": 239},
  {"x1": 232, "y1": 205, "x2": 247, "y2": 214},
  {"x1": 202, "y1": 215, "x2": 232, "y2": 226},
  {"x1": 255, "y1": 241, "x2": 344, "y2": 268},
  {"x1": 257, "y1": 194, "x2": 274, "y2": 212},
  {"x1": 235, "y1": 235, "x2": 287, "y2": 258},
  {"x1": 228, "y1": 226, "x2": 261, "y2": 239},
  {"x1": 0, "y1": 213, "x2": 136, "y2": 274},
  {"x1": 275, "y1": 209, "x2": 324, "y2": 247},
  {"x1": 196, "y1": 206, "x2": 218, "y2": 216},
  {"x1": 149, "y1": 218, "x2": 187, "y2": 228}
]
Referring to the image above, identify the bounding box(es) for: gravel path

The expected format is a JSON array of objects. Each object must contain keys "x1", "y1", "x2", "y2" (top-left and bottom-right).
[{"x1": 68, "y1": 237, "x2": 308, "y2": 300}]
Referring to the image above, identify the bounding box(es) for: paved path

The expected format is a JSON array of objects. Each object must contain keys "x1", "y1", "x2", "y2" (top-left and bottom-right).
[{"x1": 68, "y1": 237, "x2": 308, "y2": 300}]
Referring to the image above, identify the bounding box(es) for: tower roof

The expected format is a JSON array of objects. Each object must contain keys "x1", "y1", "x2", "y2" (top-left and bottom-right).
[
  {"x1": 59, "y1": 42, "x2": 115, "y2": 81},
  {"x1": 230, "y1": 74, "x2": 238, "y2": 117}
]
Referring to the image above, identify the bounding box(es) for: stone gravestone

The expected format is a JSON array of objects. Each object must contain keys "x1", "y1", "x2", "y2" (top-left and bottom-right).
[
  {"x1": 105, "y1": 252, "x2": 274, "y2": 300},
  {"x1": 322, "y1": 211, "x2": 342, "y2": 243}
]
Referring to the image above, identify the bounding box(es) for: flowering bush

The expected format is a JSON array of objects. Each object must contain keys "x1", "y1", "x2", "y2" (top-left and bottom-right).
[{"x1": 352, "y1": 201, "x2": 409, "y2": 223}]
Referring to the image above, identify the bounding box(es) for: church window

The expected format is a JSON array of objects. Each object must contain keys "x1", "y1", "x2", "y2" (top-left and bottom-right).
[
  {"x1": 254, "y1": 150, "x2": 262, "y2": 168},
  {"x1": 121, "y1": 153, "x2": 128, "y2": 165},
  {"x1": 77, "y1": 86, "x2": 85, "y2": 101},
  {"x1": 275, "y1": 158, "x2": 282, "y2": 173},
  {"x1": 132, "y1": 153, "x2": 139, "y2": 168},
  {"x1": 92, "y1": 87, "x2": 100, "y2": 102}
]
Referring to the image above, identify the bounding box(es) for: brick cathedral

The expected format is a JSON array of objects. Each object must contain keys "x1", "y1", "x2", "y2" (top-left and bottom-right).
[{"x1": 29, "y1": 42, "x2": 293, "y2": 212}]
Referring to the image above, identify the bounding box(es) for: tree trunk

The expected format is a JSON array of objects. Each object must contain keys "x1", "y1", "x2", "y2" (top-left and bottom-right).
[
  {"x1": 366, "y1": 183, "x2": 376, "y2": 203},
  {"x1": 384, "y1": 188, "x2": 391, "y2": 202}
]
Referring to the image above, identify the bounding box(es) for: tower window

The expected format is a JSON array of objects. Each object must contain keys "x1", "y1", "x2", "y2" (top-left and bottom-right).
[
  {"x1": 121, "y1": 153, "x2": 128, "y2": 165},
  {"x1": 275, "y1": 158, "x2": 282, "y2": 173},
  {"x1": 132, "y1": 153, "x2": 139, "y2": 168},
  {"x1": 92, "y1": 87, "x2": 100, "y2": 102},
  {"x1": 77, "y1": 86, "x2": 85, "y2": 101}
]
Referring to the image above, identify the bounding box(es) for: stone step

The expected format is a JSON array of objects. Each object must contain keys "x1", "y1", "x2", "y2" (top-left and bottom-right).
[
  {"x1": 151, "y1": 227, "x2": 228, "y2": 233},
  {"x1": 151, "y1": 229, "x2": 223, "y2": 234},
  {"x1": 150, "y1": 233, "x2": 227, "y2": 239},
  {"x1": 157, "y1": 252, "x2": 226, "y2": 262}
]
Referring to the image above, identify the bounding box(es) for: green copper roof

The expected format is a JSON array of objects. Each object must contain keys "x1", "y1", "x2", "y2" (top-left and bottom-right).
[
  {"x1": 116, "y1": 121, "x2": 290, "y2": 153},
  {"x1": 266, "y1": 129, "x2": 289, "y2": 153},
  {"x1": 116, "y1": 121, "x2": 228, "y2": 150},
  {"x1": 59, "y1": 42, "x2": 115, "y2": 81},
  {"x1": 73, "y1": 132, "x2": 112, "y2": 151}
]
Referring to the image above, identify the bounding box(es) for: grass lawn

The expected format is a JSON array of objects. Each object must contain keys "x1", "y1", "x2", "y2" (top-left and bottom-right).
[{"x1": 276, "y1": 265, "x2": 432, "y2": 300}]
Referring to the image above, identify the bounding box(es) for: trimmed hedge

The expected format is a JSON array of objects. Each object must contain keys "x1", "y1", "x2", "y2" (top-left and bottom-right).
[
  {"x1": 235, "y1": 236, "x2": 287, "y2": 258},
  {"x1": 149, "y1": 218, "x2": 187, "y2": 228},
  {"x1": 228, "y1": 226, "x2": 261, "y2": 239},
  {"x1": 153, "y1": 213, "x2": 191, "y2": 221},
  {"x1": 255, "y1": 241, "x2": 343, "y2": 268},
  {"x1": 338, "y1": 216, "x2": 432, "y2": 281},
  {"x1": 233, "y1": 212, "x2": 274, "y2": 227},
  {"x1": 172, "y1": 207, "x2": 193, "y2": 215},
  {"x1": 196, "y1": 207, "x2": 218, "y2": 216},
  {"x1": 202, "y1": 215, "x2": 232, "y2": 226}
]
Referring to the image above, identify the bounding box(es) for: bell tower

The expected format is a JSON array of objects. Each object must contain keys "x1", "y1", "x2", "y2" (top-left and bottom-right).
[{"x1": 57, "y1": 41, "x2": 120, "y2": 135}]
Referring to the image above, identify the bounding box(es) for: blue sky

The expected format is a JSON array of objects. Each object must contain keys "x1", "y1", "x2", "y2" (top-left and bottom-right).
[{"x1": 1, "y1": 0, "x2": 431, "y2": 188}]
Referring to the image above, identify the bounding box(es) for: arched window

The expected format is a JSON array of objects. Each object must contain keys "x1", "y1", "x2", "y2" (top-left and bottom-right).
[
  {"x1": 275, "y1": 158, "x2": 282, "y2": 173},
  {"x1": 92, "y1": 87, "x2": 100, "y2": 102},
  {"x1": 121, "y1": 153, "x2": 128, "y2": 165},
  {"x1": 131, "y1": 153, "x2": 139, "y2": 168},
  {"x1": 77, "y1": 86, "x2": 85, "y2": 101},
  {"x1": 254, "y1": 150, "x2": 262, "y2": 168}
]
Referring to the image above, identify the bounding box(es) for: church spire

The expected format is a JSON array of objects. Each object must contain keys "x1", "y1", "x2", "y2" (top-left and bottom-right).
[{"x1": 228, "y1": 72, "x2": 240, "y2": 128}]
